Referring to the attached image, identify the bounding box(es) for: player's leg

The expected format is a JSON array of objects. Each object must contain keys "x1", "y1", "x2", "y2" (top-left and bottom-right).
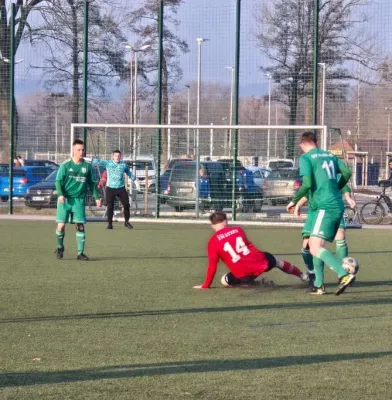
[
  {"x1": 220, "y1": 272, "x2": 257, "y2": 287},
  {"x1": 55, "y1": 199, "x2": 71, "y2": 259},
  {"x1": 105, "y1": 187, "x2": 115, "y2": 229},
  {"x1": 301, "y1": 210, "x2": 316, "y2": 286},
  {"x1": 71, "y1": 198, "x2": 88, "y2": 260},
  {"x1": 118, "y1": 186, "x2": 133, "y2": 229},
  {"x1": 309, "y1": 209, "x2": 354, "y2": 294},
  {"x1": 335, "y1": 217, "x2": 348, "y2": 264},
  {"x1": 268, "y1": 252, "x2": 308, "y2": 281}
]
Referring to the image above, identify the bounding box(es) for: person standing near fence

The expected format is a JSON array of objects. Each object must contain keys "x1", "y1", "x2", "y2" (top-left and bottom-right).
[{"x1": 93, "y1": 150, "x2": 136, "y2": 230}]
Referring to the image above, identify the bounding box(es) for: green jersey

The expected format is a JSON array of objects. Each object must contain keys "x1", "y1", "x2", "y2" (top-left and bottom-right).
[
  {"x1": 55, "y1": 158, "x2": 98, "y2": 199},
  {"x1": 297, "y1": 148, "x2": 347, "y2": 211}
]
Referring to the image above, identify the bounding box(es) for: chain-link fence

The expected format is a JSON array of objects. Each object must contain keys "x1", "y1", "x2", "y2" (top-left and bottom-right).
[{"x1": 1, "y1": 0, "x2": 391, "y2": 220}]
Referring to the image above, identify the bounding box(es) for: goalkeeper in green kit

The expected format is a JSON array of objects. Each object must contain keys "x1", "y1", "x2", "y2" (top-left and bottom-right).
[
  {"x1": 54, "y1": 139, "x2": 102, "y2": 260},
  {"x1": 287, "y1": 131, "x2": 356, "y2": 295}
]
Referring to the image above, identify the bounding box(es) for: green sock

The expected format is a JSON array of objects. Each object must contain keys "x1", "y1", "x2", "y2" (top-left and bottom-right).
[
  {"x1": 313, "y1": 257, "x2": 325, "y2": 288},
  {"x1": 76, "y1": 231, "x2": 86, "y2": 255},
  {"x1": 335, "y1": 239, "x2": 348, "y2": 264},
  {"x1": 56, "y1": 229, "x2": 65, "y2": 248},
  {"x1": 301, "y1": 248, "x2": 314, "y2": 272},
  {"x1": 316, "y1": 248, "x2": 347, "y2": 279}
]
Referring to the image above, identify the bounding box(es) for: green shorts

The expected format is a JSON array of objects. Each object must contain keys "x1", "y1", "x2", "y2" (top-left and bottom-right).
[
  {"x1": 56, "y1": 197, "x2": 86, "y2": 224},
  {"x1": 302, "y1": 208, "x2": 345, "y2": 241}
]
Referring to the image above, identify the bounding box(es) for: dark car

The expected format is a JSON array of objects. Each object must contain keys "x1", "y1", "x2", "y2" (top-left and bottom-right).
[
  {"x1": 263, "y1": 168, "x2": 302, "y2": 205},
  {"x1": 25, "y1": 165, "x2": 104, "y2": 209},
  {"x1": 166, "y1": 161, "x2": 231, "y2": 212},
  {"x1": 24, "y1": 159, "x2": 59, "y2": 169},
  {"x1": 0, "y1": 166, "x2": 54, "y2": 201}
]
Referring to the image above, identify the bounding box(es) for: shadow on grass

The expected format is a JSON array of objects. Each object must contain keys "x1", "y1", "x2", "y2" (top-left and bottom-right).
[
  {"x1": 1, "y1": 296, "x2": 392, "y2": 325},
  {"x1": 1, "y1": 351, "x2": 391, "y2": 388}
]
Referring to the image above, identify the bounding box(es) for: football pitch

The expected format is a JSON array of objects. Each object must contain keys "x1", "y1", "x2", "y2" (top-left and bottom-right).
[{"x1": 0, "y1": 220, "x2": 391, "y2": 399}]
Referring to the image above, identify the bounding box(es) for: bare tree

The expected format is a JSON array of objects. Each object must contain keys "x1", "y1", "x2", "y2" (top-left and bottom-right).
[
  {"x1": 0, "y1": 0, "x2": 47, "y2": 162},
  {"x1": 126, "y1": 0, "x2": 189, "y2": 166},
  {"x1": 254, "y1": 0, "x2": 380, "y2": 157},
  {"x1": 28, "y1": 0, "x2": 127, "y2": 124}
]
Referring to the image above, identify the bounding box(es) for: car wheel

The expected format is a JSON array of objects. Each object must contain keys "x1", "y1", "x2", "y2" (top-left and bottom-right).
[
  {"x1": 175, "y1": 206, "x2": 183, "y2": 212},
  {"x1": 0, "y1": 196, "x2": 8, "y2": 202},
  {"x1": 271, "y1": 199, "x2": 277, "y2": 206}
]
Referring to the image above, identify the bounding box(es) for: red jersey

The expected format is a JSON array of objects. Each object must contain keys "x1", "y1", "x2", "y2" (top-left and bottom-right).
[{"x1": 202, "y1": 226, "x2": 270, "y2": 288}]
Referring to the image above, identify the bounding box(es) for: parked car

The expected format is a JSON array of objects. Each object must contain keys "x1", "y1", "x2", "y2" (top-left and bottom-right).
[
  {"x1": 247, "y1": 166, "x2": 271, "y2": 189},
  {"x1": 159, "y1": 169, "x2": 171, "y2": 204},
  {"x1": 160, "y1": 158, "x2": 194, "y2": 203},
  {"x1": 265, "y1": 159, "x2": 295, "y2": 170},
  {"x1": 124, "y1": 156, "x2": 157, "y2": 193},
  {"x1": 25, "y1": 165, "x2": 105, "y2": 209},
  {"x1": 24, "y1": 159, "x2": 59, "y2": 169},
  {"x1": 263, "y1": 168, "x2": 302, "y2": 206},
  {"x1": 166, "y1": 161, "x2": 230, "y2": 212},
  {"x1": 0, "y1": 166, "x2": 54, "y2": 201}
]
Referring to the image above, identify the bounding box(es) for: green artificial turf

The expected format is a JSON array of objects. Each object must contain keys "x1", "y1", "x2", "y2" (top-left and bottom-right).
[{"x1": 0, "y1": 221, "x2": 391, "y2": 399}]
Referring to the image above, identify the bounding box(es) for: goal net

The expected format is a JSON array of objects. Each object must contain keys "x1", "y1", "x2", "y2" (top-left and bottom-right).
[{"x1": 71, "y1": 123, "x2": 328, "y2": 223}]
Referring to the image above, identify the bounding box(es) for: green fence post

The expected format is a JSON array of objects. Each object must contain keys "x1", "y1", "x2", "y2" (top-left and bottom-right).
[
  {"x1": 82, "y1": 0, "x2": 89, "y2": 151},
  {"x1": 156, "y1": 0, "x2": 164, "y2": 218},
  {"x1": 312, "y1": 0, "x2": 320, "y2": 128},
  {"x1": 231, "y1": 0, "x2": 241, "y2": 221},
  {"x1": 8, "y1": 3, "x2": 16, "y2": 215}
]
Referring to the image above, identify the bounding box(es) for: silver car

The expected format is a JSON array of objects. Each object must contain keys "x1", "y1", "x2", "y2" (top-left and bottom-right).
[
  {"x1": 247, "y1": 167, "x2": 271, "y2": 190},
  {"x1": 263, "y1": 168, "x2": 302, "y2": 205}
]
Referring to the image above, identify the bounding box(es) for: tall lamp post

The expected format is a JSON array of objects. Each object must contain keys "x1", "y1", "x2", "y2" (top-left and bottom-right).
[
  {"x1": 185, "y1": 85, "x2": 191, "y2": 155},
  {"x1": 386, "y1": 107, "x2": 391, "y2": 154},
  {"x1": 50, "y1": 92, "x2": 65, "y2": 163},
  {"x1": 196, "y1": 37, "x2": 209, "y2": 217},
  {"x1": 266, "y1": 73, "x2": 272, "y2": 160},
  {"x1": 125, "y1": 43, "x2": 151, "y2": 158},
  {"x1": 318, "y1": 63, "x2": 326, "y2": 126},
  {"x1": 225, "y1": 66, "x2": 235, "y2": 157}
]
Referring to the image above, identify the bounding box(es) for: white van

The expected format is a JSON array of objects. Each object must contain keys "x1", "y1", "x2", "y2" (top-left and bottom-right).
[{"x1": 124, "y1": 155, "x2": 157, "y2": 193}]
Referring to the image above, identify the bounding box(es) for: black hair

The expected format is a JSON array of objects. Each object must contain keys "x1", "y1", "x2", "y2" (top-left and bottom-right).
[{"x1": 73, "y1": 139, "x2": 84, "y2": 146}]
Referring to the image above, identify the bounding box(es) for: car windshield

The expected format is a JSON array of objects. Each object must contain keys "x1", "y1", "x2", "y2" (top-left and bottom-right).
[
  {"x1": 126, "y1": 161, "x2": 154, "y2": 170},
  {"x1": 44, "y1": 170, "x2": 58, "y2": 182},
  {"x1": 269, "y1": 161, "x2": 294, "y2": 169},
  {"x1": 170, "y1": 164, "x2": 197, "y2": 181},
  {"x1": 268, "y1": 169, "x2": 299, "y2": 179}
]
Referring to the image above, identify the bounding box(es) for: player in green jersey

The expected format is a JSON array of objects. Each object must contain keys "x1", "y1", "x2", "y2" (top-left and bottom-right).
[
  {"x1": 55, "y1": 139, "x2": 102, "y2": 260},
  {"x1": 287, "y1": 131, "x2": 356, "y2": 295},
  {"x1": 296, "y1": 187, "x2": 356, "y2": 288}
]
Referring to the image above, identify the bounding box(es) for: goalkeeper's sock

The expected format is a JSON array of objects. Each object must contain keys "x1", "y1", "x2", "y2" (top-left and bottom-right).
[
  {"x1": 76, "y1": 231, "x2": 86, "y2": 255},
  {"x1": 335, "y1": 239, "x2": 348, "y2": 264},
  {"x1": 278, "y1": 260, "x2": 302, "y2": 278},
  {"x1": 301, "y1": 247, "x2": 314, "y2": 272},
  {"x1": 313, "y1": 257, "x2": 325, "y2": 288},
  {"x1": 56, "y1": 229, "x2": 65, "y2": 248},
  {"x1": 316, "y1": 248, "x2": 347, "y2": 279}
]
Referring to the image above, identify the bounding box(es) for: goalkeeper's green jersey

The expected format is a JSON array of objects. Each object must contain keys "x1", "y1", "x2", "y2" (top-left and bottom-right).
[
  {"x1": 298, "y1": 148, "x2": 346, "y2": 211},
  {"x1": 55, "y1": 158, "x2": 98, "y2": 199}
]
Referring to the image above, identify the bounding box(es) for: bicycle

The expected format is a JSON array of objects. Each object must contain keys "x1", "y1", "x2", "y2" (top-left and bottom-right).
[{"x1": 359, "y1": 180, "x2": 392, "y2": 225}]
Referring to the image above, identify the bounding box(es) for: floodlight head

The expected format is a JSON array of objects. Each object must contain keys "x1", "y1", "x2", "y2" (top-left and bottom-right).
[
  {"x1": 139, "y1": 44, "x2": 151, "y2": 51},
  {"x1": 196, "y1": 38, "x2": 209, "y2": 44}
]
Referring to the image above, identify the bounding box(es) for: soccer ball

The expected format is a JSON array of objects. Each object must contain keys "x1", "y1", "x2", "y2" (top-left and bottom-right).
[{"x1": 342, "y1": 257, "x2": 359, "y2": 275}]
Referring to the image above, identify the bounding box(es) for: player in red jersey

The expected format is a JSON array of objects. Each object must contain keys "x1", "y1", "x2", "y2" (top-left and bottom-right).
[{"x1": 193, "y1": 211, "x2": 309, "y2": 289}]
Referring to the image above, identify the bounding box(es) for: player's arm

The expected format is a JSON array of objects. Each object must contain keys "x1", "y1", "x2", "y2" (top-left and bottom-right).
[
  {"x1": 287, "y1": 157, "x2": 312, "y2": 211},
  {"x1": 193, "y1": 240, "x2": 220, "y2": 289},
  {"x1": 87, "y1": 165, "x2": 102, "y2": 206},
  {"x1": 341, "y1": 184, "x2": 356, "y2": 208},
  {"x1": 336, "y1": 160, "x2": 352, "y2": 190},
  {"x1": 91, "y1": 158, "x2": 108, "y2": 167},
  {"x1": 125, "y1": 165, "x2": 136, "y2": 181},
  {"x1": 55, "y1": 165, "x2": 66, "y2": 202}
]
